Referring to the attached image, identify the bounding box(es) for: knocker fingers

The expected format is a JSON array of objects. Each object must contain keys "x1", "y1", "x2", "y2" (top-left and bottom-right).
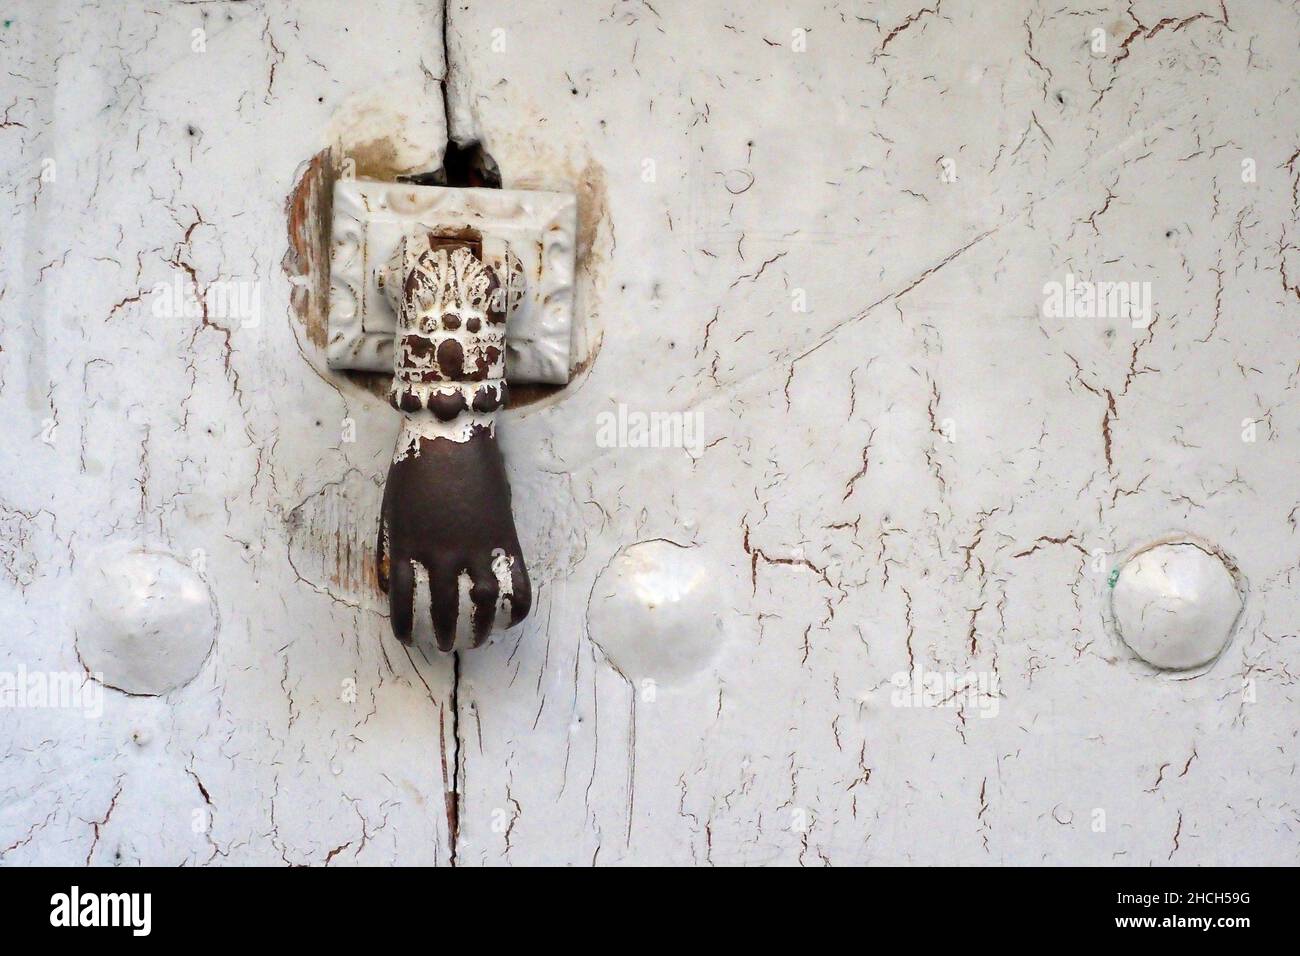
[
  {"x1": 505, "y1": 551, "x2": 532, "y2": 628},
  {"x1": 386, "y1": 556, "x2": 416, "y2": 645},
  {"x1": 385, "y1": 548, "x2": 530, "y2": 651},
  {"x1": 387, "y1": 553, "x2": 486, "y2": 651},
  {"x1": 466, "y1": 552, "x2": 501, "y2": 649}
]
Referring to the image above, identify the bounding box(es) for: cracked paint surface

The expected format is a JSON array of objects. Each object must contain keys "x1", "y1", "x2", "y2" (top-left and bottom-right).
[{"x1": 1, "y1": 0, "x2": 1298, "y2": 867}]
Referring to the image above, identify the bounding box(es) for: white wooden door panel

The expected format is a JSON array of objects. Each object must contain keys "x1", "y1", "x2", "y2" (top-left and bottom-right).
[{"x1": 1, "y1": 0, "x2": 1297, "y2": 866}]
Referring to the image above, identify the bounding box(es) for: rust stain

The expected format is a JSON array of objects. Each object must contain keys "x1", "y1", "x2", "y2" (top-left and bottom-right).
[
  {"x1": 285, "y1": 471, "x2": 383, "y2": 602},
  {"x1": 346, "y1": 136, "x2": 414, "y2": 182},
  {"x1": 283, "y1": 148, "x2": 335, "y2": 351},
  {"x1": 284, "y1": 146, "x2": 391, "y2": 400},
  {"x1": 573, "y1": 157, "x2": 608, "y2": 276}
]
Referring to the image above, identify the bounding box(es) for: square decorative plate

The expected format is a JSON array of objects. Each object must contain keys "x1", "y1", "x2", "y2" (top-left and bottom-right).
[{"x1": 328, "y1": 178, "x2": 577, "y2": 384}]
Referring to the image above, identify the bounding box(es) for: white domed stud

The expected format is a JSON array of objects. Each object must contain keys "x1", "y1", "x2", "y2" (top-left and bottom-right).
[
  {"x1": 1110, "y1": 539, "x2": 1244, "y2": 670},
  {"x1": 586, "y1": 540, "x2": 727, "y2": 686},
  {"x1": 73, "y1": 545, "x2": 218, "y2": 696}
]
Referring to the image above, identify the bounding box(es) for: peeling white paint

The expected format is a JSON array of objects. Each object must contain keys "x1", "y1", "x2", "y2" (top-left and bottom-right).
[
  {"x1": 392, "y1": 409, "x2": 498, "y2": 460},
  {"x1": 490, "y1": 548, "x2": 517, "y2": 631}
]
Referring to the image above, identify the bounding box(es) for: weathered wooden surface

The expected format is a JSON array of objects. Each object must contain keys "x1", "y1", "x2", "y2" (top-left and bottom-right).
[{"x1": 1, "y1": 0, "x2": 1297, "y2": 865}]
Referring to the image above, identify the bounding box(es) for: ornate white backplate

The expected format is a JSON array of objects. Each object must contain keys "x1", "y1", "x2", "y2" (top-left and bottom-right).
[{"x1": 328, "y1": 178, "x2": 577, "y2": 384}]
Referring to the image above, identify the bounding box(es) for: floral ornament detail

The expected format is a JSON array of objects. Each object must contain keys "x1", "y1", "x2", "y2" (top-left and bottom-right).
[{"x1": 380, "y1": 236, "x2": 509, "y2": 444}]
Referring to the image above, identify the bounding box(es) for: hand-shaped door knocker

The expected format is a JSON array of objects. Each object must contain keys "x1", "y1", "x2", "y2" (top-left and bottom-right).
[{"x1": 375, "y1": 234, "x2": 531, "y2": 649}]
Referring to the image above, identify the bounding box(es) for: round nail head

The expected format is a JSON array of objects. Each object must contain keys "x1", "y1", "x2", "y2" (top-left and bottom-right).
[
  {"x1": 1111, "y1": 540, "x2": 1243, "y2": 670},
  {"x1": 74, "y1": 545, "x2": 219, "y2": 695},
  {"x1": 586, "y1": 540, "x2": 725, "y2": 685}
]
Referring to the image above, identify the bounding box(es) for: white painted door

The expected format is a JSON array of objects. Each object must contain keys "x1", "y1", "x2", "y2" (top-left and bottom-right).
[{"x1": 2, "y1": 0, "x2": 1297, "y2": 866}]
